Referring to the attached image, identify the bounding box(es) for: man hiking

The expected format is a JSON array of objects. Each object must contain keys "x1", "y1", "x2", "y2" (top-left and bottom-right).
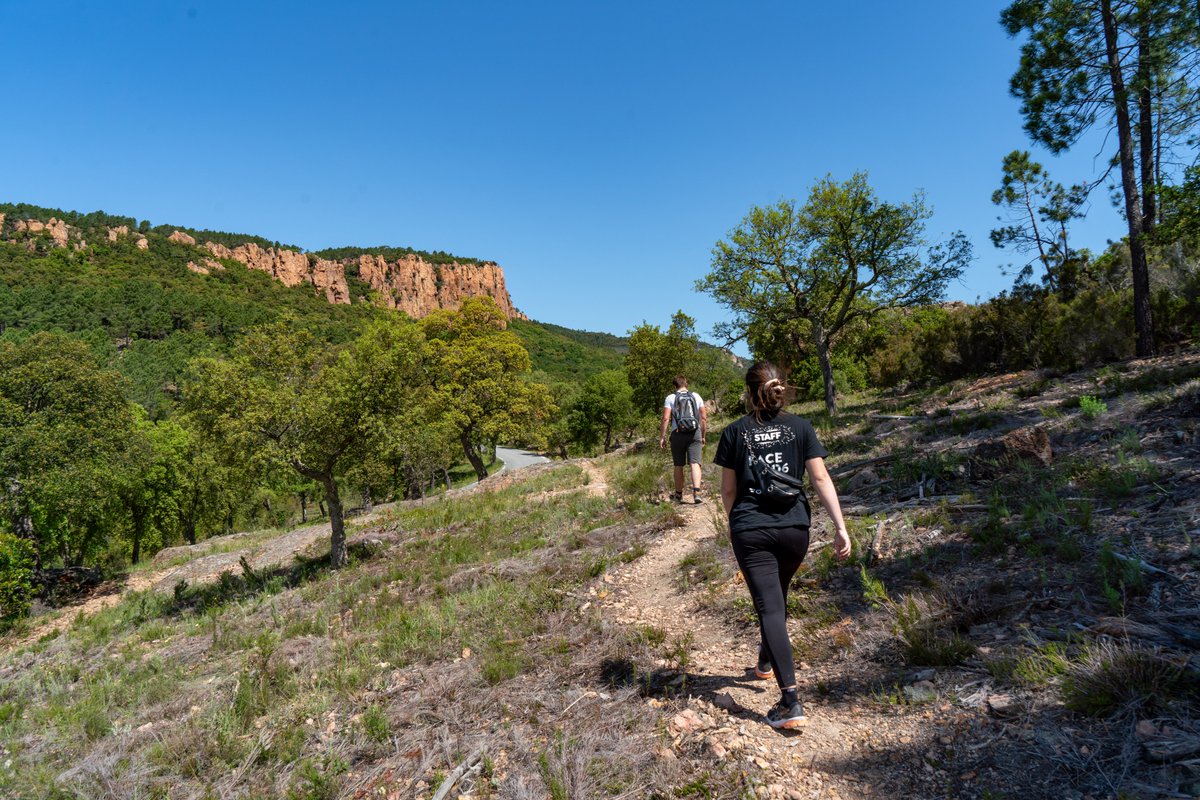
[{"x1": 659, "y1": 375, "x2": 708, "y2": 504}]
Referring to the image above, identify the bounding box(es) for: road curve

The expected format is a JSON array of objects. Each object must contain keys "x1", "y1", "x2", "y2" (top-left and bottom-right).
[{"x1": 494, "y1": 446, "x2": 550, "y2": 473}]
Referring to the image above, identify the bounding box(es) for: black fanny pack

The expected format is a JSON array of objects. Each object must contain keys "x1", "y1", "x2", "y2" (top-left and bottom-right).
[{"x1": 747, "y1": 452, "x2": 807, "y2": 509}]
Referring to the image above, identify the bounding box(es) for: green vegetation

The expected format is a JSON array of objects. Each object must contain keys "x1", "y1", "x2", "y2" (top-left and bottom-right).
[
  {"x1": 1078, "y1": 394, "x2": 1107, "y2": 420},
  {"x1": 0, "y1": 462, "x2": 711, "y2": 798},
  {"x1": 1062, "y1": 641, "x2": 1194, "y2": 716},
  {"x1": 699, "y1": 172, "x2": 970, "y2": 415},
  {"x1": 310, "y1": 244, "x2": 483, "y2": 266},
  {"x1": 510, "y1": 318, "x2": 625, "y2": 382}
]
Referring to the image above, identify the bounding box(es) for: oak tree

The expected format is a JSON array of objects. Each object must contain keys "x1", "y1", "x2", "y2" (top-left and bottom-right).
[{"x1": 700, "y1": 173, "x2": 970, "y2": 415}]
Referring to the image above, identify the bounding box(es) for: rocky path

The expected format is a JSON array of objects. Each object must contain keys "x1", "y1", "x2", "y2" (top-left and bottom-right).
[{"x1": 597, "y1": 487, "x2": 872, "y2": 799}]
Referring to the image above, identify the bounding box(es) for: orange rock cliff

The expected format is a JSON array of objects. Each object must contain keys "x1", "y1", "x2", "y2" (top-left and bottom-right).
[{"x1": 0, "y1": 215, "x2": 524, "y2": 319}]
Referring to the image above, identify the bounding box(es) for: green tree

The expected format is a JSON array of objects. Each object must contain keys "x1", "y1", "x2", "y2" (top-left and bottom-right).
[
  {"x1": 0, "y1": 533, "x2": 36, "y2": 622},
  {"x1": 700, "y1": 173, "x2": 971, "y2": 415},
  {"x1": 624, "y1": 312, "x2": 703, "y2": 415},
  {"x1": 172, "y1": 411, "x2": 257, "y2": 545},
  {"x1": 990, "y1": 150, "x2": 1089, "y2": 297},
  {"x1": 186, "y1": 318, "x2": 426, "y2": 568},
  {"x1": 118, "y1": 414, "x2": 189, "y2": 563},
  {"x1": 1001, "y1": 0, "x2": 1200, "y2": 355},
  {"x1": 0, "y1": 334, "x2": 134, "y2": 567},
  {"x1": 567, "y1": 369, "x2": 635, "y2": 453},
  {"x1": 421, "y1": 297, "x2": 554, "y2": 481}
]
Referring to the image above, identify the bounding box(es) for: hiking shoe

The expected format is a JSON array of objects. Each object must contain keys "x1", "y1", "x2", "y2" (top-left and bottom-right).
[
  {"x1": 692, "y1": 489, "x2": 703, "y2": 504},
  {"x1": 765, "y1": 700, "x2": 807, "y2": 729},
  {"x1": 752, "y1": 663, "x2": 774, "y2": 680},
  {"x1": 671, "y1": 491, "x2": 684, "y2": 504}
]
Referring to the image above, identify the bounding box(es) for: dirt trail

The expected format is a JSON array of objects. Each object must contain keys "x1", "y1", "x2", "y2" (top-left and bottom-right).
[{"x1": 598, "y1": 485, "x2": 866, "y2": 799}]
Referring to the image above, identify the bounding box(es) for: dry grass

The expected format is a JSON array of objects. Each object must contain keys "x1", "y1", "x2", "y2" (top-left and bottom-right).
[{"x1": 0, "y1": 460, "x2": 749, "y2": 799}]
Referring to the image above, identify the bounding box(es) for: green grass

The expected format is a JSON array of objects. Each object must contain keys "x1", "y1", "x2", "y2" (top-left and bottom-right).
[
  {"x1": 1062, "y1": 641, "x2": 1195, "y2": 716},
  {"x1": 0, "y1": 460, "x2": 689, "y2": 799}
]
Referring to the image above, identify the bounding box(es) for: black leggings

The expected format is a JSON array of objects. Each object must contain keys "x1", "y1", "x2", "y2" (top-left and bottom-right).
[{"x1": 730, "y1": 525, "x2": 810, "y2": 690}]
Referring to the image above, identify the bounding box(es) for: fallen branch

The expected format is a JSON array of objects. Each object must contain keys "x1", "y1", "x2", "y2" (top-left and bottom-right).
[
  {"x1": 1144, "y1": 737, "x2": 1200, "y2": 764},
  {"x1": 868, "y1": 518, "x2": 888, "y2": 565},
  {"x1": 868, "y1": 413, "x2": 926, "y2": 421},
  {"x1": 829, "y1": 453, "x2": 899, "y2": 478},
  {"x1": 431, "y1": 748, "x2": 483, "y2": 800},
  {"x1": 1109, "y1": 552, "x2": 1181, "y2": 581},
  {"x1": 842, "y1": 495, "x2": 973, "y2": 516}
]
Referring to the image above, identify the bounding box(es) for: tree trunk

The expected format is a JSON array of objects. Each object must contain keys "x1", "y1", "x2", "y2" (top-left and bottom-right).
[
  {"x1": 460, "y1": 431, "x2": 488, "y2": 481},
  {"x1": 319, "y1": 499, "x2": 327, "y2": 518},
  {"x1": 442, "y1": 467, "x2": 452, "y2": 491},
  {"x1": 299, "y1": 491, "x2": 308, "y2": 524},
  {"x1": 1101, "y1": 0, "x2": 1155, "y2": 357},
  {"x1": 603, "y1": 425, "x2": 613, "y2": 453},
  {"x1": 814, "y1": 329, "x2": 837, "y2": 416},
  {"x1": 5, "y1": 477, "x2": 39, "y2": 568},
  {"x1": 405, "y1": 469, "x2": 423, "y2": 500},
  {"x1": 182, "y1": 485, "x2": 200, "y2": 545},
  {"x1": 1137, "y1": 11, "x2": 1156, "y2": 237},
  {"x1": 362, "y1": 488, "x2": 373, "y2": 513},
  {"x1": 131, "y1": 511, "x2": 145, "y2": 565},
  {"x1": 323, "y1": 477, "x2": 347, "y2": 569}
]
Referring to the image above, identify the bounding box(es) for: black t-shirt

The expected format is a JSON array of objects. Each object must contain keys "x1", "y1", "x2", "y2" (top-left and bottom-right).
[{"x1": 713, "y1": 411, "x2": 829, "y2": 533}]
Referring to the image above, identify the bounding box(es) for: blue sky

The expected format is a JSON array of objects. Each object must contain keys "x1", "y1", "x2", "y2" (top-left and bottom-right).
[{"x1": 2, "y1": 1, "x2": 1125, "y2": 351}]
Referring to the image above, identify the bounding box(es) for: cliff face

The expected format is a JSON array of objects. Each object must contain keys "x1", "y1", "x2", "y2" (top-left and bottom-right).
[
  {"x1": 0, "y1": 213, "x2": 522, "y2": 319},
  {"x1": 202, "y1": 239, "x2": 521, "y2": 318},
  {"x1": 354, "y1": 253, "x2": 520, "y2": 319}
]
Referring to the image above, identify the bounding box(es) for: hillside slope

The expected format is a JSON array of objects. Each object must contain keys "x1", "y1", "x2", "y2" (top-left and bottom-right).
[
  {"x1": 0, "y1": 202, "x2": 624, "y2": 406},
  {"x1": 3, "y1": 347, "x2": 1196, "y2": 798}
]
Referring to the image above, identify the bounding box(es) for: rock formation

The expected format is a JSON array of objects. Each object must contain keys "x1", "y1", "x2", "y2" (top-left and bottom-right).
[
  {"x1": 14, "y1": 217, "x2": 71, "y2": 248},
  {"x1": 202, "y1": 241, "x2": 521, "y2": 318},
  {"x1": 186, "y1": 258, "x2": 224, "y2": 275},
  {"x1": 0, "y1": 213, "x2": 521, "y2": 319}
]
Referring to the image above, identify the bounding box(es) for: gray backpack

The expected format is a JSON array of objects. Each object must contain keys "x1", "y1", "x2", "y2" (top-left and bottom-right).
[{"x1": 672, "y1": 390, "x2": 699, "y2": 433}]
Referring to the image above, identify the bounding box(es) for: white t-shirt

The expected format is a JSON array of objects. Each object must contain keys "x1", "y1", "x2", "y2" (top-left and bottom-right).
[{"x1": 664, "y1": 390, "x2": 704, "y2": 433}]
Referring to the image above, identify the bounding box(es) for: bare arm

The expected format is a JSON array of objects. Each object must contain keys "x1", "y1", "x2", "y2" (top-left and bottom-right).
[
  {"x1": 659, "y1": 406, "x2": 671, "y2": 449},
  {"x1": 721, "y1": 467, "x2": 737, "y2": 518},
  {"x1": 699, "y1": 404, "x2": 708, "y2": 442},
  {"x1": 806, "y1": 456, "x2": 851, "y2": 560}
]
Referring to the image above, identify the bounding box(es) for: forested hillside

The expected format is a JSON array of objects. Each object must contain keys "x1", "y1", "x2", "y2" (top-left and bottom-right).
[{"x1": 0, "y1": 203, "x2": 673, "y2": 595}]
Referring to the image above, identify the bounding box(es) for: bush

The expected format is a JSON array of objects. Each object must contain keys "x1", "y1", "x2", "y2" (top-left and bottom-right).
[
  {"x1": 1078, "y1": 395, "x2": 1107, "y2": 420},
  {"x1": 0, "y1": 533, "x2": 36, "y2": 622},
  {"x1": 1062, "y1": 641, "x2": 1194, "y2": 716},
  {"x1": 893, "y1": 594, "x2": 975, "y2": 666}
]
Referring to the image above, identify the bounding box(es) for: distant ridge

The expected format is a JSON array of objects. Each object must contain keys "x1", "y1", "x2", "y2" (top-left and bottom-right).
[{"x1": 0, "y1": 202, "x2": 523, "y2": 320}]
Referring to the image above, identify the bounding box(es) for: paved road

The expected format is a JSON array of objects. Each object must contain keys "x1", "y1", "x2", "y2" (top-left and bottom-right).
[{"x1": 495, "y1": 446, "x2": 550, "y2": 473}]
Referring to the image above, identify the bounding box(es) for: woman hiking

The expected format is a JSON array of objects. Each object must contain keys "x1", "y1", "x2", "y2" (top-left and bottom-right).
[{"x1": 713, "y1": 361, "x2": 852, "y2": 729}]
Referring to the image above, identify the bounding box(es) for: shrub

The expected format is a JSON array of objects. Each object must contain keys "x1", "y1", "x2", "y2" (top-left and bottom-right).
[
  {"x1": 893, "y1": 594, "x2": 975, "y2": 666},
  {"x1": 1062, "y1": 641, "x2": 1194, "y2": 716},
  {"x1": 1078, "y1": 395, "x2": 1107, "y2": 420},
  {"x1": 859, "y1": 565, "x2": 889, "y2": 609},
  {"x1": 0, "y1": 533, "x2": 36, "y2": 622},
  {"x1": 610, "y1": 451, "x2": 668, "y2": 508}
]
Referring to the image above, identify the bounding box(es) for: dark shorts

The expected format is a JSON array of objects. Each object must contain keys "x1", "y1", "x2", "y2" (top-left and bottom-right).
[{"x1": 670, "y1": 429, "x2": 702, "y2": 467}]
